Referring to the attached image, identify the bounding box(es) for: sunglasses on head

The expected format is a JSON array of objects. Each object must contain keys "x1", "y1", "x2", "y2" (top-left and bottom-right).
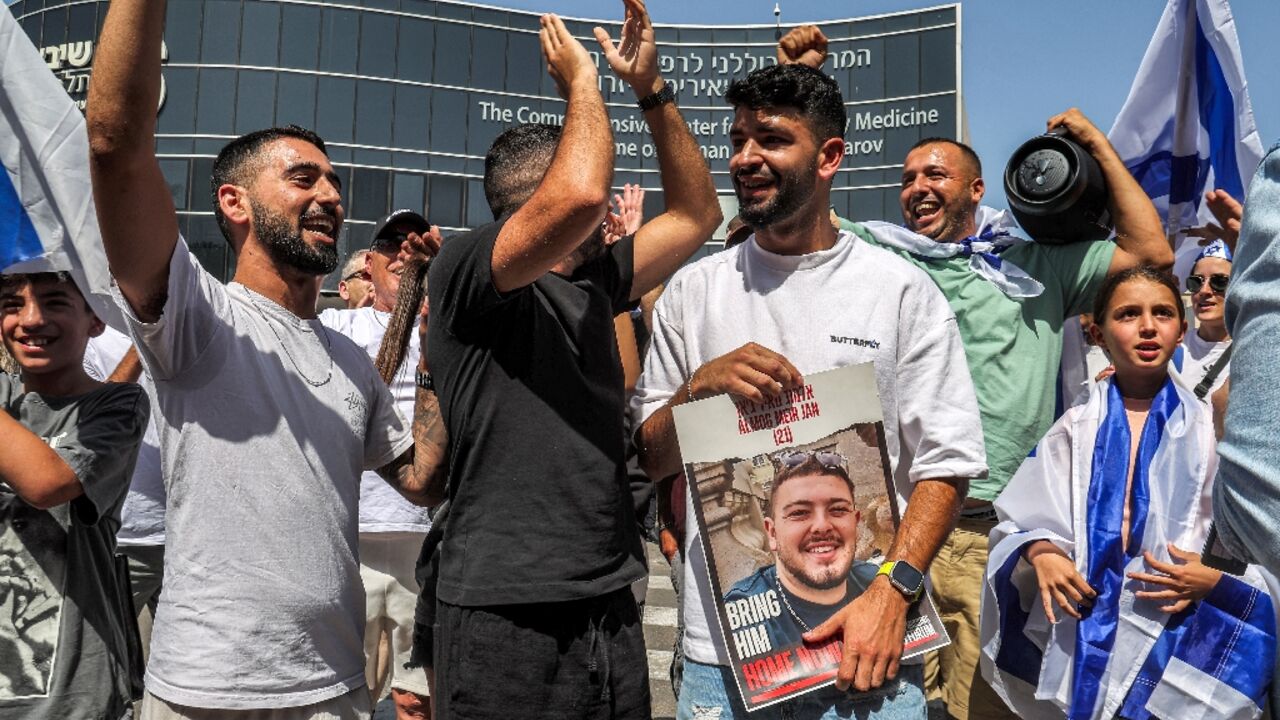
[
  {"x1": 342, "y1": 270, "x2": 370, "y2": 282},
  {"x1": 773, "y1": 450, "x2": 847, "y2": 472},
  {"x1": 1186, "y1": 273, "x2": 1229, "y2": 294}
]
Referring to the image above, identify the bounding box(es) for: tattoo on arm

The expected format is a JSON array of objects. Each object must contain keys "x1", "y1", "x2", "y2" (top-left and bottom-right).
[{"x1": 394, "y1": 386, "x2": 449, "y2": 507}]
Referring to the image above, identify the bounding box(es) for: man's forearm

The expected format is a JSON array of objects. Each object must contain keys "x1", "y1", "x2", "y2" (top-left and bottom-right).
[
  {"x1": 107, "y1": 346, "x2": 144, "y2": 384},
  {"x1": 86, "y1": 0, "x2": 165, "y2": 154},
  {"x1": 1092, "y1": 140, "x2": 1172, "y2": 269},
  {"x1": 645, "y1": 82, "x2": 719, "y2": 228},
  {"x1": 490, "y1": 78, "x2": 613, "y2": 292},
  {"x1": 628, "y1": 83, "x2": 723, "y2": 297},
  {"x1": 636, "y1": 392, "x2": 690, "y2": 481},
  {"x1": 405, "y1": 384, "x2": 449, "y2": 508},
  {"x1": 87, "y1": 0, "x2": 178, "y2": 321},
  {"x1": 884, "y1": 477, "x2": 966, "y2": 572}
]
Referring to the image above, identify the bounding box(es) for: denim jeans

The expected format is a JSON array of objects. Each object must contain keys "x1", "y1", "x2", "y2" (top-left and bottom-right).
[
  {"x1": 1214, "y1": 141, "x2": 1280, "y2": 577},
  {"x1": 677, "y1": 659, "x2": 926, "y2": 720}
]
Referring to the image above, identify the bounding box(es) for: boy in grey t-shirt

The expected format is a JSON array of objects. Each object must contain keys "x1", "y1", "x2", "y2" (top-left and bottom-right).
[{"x1": 0, "y1": 272, "x2": 150, "y2": 718}]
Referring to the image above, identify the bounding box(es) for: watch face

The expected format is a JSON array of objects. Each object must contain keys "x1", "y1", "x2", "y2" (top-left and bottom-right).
[{"x1": 890, "y1": 561, "x2": 924, "y2": 594}]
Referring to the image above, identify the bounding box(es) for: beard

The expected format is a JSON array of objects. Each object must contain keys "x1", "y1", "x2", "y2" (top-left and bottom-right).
[
  {"x1": 776, "y1": 531, "x2": 855, "y2": 592},
  {"x1": 734, "y1": 158, "x2": 817, "y2": 228},
  {"x1": 251, "y1": 199, "x2": 339, "y2": 276}
]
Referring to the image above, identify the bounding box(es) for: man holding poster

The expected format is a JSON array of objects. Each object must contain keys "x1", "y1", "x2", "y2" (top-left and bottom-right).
[{"x1": 632, "y1": 62, "x2": 987, "y2": 718}]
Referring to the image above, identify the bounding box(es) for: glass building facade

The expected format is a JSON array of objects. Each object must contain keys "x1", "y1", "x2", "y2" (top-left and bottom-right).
[{"x1": 12, "y1": 0, "x2": 961, "y2": 284}]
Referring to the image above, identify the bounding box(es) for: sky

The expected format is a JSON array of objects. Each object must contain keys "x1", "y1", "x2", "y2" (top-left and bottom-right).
[{"x1": 486, "y1": 0, "x2": 1280, "y2": 209}]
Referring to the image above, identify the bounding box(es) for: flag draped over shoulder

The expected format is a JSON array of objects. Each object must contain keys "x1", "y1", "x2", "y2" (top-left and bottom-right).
[
  {"x1": 1108, "y1": 0, "x2": 1263, "y2": 280},
  {"x1": 0, "y1": 5, "x2": 123, "y2": 331},
  {"x1": 980, "y1": 376, "x2": 1279, "y2": 720}
]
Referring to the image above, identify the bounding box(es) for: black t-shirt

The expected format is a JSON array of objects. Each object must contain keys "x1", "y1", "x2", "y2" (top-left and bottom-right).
[{"x1": 426, "y1": 220, "x2": 647, "y2": 606}]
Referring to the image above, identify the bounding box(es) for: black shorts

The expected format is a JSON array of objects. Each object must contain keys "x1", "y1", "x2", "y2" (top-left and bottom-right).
[{"x1": 433, "y1": 587, "x2": 650, "y2": 720}]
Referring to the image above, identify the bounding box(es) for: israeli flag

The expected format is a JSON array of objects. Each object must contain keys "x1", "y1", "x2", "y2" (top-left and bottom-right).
[
  {"x1": 0, "y1": 5, "x2": 123, "y2": 331},
  {"x1": 1108, "y1": 0, "x2": 1263, "y2": 280}
]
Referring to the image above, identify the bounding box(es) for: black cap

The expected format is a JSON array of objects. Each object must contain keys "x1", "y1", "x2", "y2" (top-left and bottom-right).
[{"x1": 370, "y1": 209, "x2": 429, "y2": 248}]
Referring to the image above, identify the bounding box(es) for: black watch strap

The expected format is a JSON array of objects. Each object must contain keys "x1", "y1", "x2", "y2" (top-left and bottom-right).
[
  {"x1": 415, "y1": 370, "x2": 434, "y2": 391},
  {"x1": 637, "y1": 82, "x2": 675, "y2": 112}
]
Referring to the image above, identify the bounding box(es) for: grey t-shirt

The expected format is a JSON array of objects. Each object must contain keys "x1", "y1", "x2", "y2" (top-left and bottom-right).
[
  {"x1": 114, "y1": 239, "x2": 414, "y2": 709},
  {"x1": 0, "y1": 376, "x2": 149, "y2": 719}
]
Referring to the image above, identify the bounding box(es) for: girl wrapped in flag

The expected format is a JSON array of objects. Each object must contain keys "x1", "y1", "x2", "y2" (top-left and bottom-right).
[{"x1": 979, "y1": 265, "x2": 1278, "y2": 720}]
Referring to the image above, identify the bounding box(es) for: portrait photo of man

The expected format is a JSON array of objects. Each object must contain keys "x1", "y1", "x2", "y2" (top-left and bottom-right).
[{"x1": 723, "y1": 451, "x2": 880, "y2": 651}]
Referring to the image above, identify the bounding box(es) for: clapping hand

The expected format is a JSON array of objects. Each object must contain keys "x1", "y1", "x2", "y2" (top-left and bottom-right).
[
  {"x1": 593, "y1": 0, "x2": 662, "y2": 97},
  {"x1": 541, "y1": 13, "x2": 599, "y2": 99},
  {"x1": 603, "y1": 183, "x2": 646, "y2": 245}
]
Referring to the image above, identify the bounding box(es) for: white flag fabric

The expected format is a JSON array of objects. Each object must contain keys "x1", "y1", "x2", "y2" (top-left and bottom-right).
[
  {"x1": 1108, "y1": 0, "x2": 1263, "y2": 279},
  {"x1": 0, "y1": 5, "x2": 124, "y2": 331}
]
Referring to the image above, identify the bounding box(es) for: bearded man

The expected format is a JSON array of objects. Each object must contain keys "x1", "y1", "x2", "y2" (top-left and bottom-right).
[
  {"x1": 633, "y1": 62, "x2": 986, "y2": 719},
  {"x1": 86, "y1": 1, "x2": 448, "y2": 717},
  {"x1": 724, "y1": 454, "x2": 881, "y2": 652}
]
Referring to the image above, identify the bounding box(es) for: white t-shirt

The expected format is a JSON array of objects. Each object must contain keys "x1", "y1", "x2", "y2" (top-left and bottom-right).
[
  {"x1": 319, "y1": 306, "x2": 431, "y2": 533},
  {"x1": 1172, "y1": 329, "x2": 1232, "y2": 398},
  {"x1": 113, "y1": 239, "x2": 413, "y2": 709},
  {"x1": 84, "y1": 326, "x2": 166, "y2": 545},
  {"x1": 631, "y1": 229, "x2": 988, "y2": 665}
]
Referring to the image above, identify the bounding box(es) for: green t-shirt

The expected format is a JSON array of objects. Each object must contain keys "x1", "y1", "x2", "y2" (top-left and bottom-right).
[{"x1": 842, "y1": 219, "x2": 1115, "y2": 500}]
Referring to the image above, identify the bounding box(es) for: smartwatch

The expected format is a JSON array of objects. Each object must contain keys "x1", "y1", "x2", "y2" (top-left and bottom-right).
[
  {"x1": 877, "y1": 560, "x2": 925, "y2": 601},
  {"x1": 637, "y1": 82, "x2": 676, "y2": 112}
]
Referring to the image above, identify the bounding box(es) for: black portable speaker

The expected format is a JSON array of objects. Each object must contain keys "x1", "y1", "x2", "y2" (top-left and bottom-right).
[{"x1": 1004, "y1": 128, "x2": 1113, "y2": 245}]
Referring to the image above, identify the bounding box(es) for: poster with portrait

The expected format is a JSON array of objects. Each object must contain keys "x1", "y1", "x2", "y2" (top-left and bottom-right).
[{"x1": 672, "y1": 363, "x2": 948, "y2": 712}]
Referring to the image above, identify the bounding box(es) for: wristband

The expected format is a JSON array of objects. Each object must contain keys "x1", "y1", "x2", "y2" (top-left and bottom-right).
[{"x1": 415, "y1": 370, "x2": 434, "y2": 391}]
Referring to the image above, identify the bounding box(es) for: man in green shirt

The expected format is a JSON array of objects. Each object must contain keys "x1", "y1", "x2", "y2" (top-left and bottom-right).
[{"x1": 841, "y1": 112, "x2": 1171, "y2": 719}]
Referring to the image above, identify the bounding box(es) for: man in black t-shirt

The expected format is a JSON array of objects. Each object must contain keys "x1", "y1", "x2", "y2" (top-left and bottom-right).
[{"x1": 425, "y1": 4, "x2": 721, "y2": 719}]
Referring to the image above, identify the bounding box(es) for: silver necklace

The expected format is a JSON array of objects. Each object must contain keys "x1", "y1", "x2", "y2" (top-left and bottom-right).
[
  {"x1": 248, "y1": 292, "x2": 333, "y2": 387},
  {"x1": 775, "y1": 572, "x2": 812, "y2": 632}
]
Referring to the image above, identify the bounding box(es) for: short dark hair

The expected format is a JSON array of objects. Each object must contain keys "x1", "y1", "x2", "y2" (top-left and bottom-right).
[
  {"x1": 1091, "y1": 265, "x2": 1185, "y2": 324},
  {"x1": 726, "y1": 64, "x2": 846, "y2": 143},
  {"x1": 766, "y1": 455, "x2": 857, "y2": 517},
  {"x1": 0, "y1": 271, "x2": 90, "y2": 309},
  {"x1": 210, "y1": 125, "x2": 329, "y2": 243},
  {"x1": 909, "y1": 137, "x2": 983, "y2": 178},
  {"x1": 484, "y1": 123, "x2": 562, "y2": 220},
  {"x1": 0, "y1": 271, "x2": 76, "y2": 294}
]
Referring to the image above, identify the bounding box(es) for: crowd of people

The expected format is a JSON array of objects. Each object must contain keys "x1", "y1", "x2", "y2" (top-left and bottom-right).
[{"x1": 2, "y1": 0, "x2": 1279, "y2": 719}]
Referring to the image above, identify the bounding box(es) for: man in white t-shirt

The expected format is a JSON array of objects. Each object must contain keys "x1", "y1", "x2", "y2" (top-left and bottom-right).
[
  {"x1": 320, "y1": 209, "x2": 439, "y2": 718},
  {"x1": 632, "y1": 64, "x2": 986, "y2": 719},
  {"x1": 337, "y1": 249, "x2": 374, "y2": 309},
  {"x1": 86, "y1": 2, "x2": 449, "y2": 717},
  {"x1": 1172, "y1": 240, "x2": 1233, "y2": 399}
]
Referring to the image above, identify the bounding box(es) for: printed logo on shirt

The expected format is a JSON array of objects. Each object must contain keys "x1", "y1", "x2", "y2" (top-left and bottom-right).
[
  {"x1": 0, "y1": 494, "x2": 65, "y2": 698},
  {"x1": 343, "y1": 391, "x2": 368, "y2": 427},
  {"x1": 42, "y1": 431, "x2": 67, "y2": 449},
  {"x1": 830, "y1": 335, "x2": 880, "y2": 350}
]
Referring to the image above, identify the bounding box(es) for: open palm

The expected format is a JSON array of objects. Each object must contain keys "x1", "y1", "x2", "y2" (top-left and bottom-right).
[{"x1": 593, "y1": 0, "x2": 660, "y2": 94}]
